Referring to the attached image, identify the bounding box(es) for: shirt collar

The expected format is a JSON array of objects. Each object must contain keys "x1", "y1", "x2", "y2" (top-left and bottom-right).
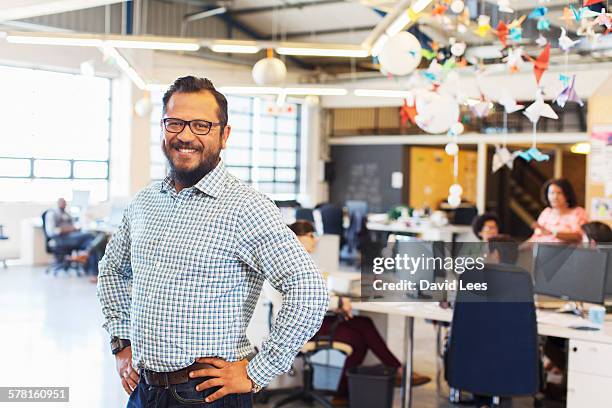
[{"x1": 160, "y1": 159, "x2": 228, "y2": 199}]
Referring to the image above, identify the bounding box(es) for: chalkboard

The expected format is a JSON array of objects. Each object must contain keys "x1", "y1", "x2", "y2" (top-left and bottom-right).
[{"x1": 329, "y1": 145, "x2": 404, "y2": 213}]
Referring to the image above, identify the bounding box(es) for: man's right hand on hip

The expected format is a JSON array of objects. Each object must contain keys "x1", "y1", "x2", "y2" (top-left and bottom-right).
[{"x1": 115, "y1": 347, "x2": 139, "y2": 395}]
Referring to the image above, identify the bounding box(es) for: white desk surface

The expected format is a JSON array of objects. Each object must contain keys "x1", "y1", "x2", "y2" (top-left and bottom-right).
[
  {"x1": 366, "y1": 221, "x2": 473, "y2": 235},
  {"x1": 352, "y1": 301, "x2": 612, "y2": 345}
]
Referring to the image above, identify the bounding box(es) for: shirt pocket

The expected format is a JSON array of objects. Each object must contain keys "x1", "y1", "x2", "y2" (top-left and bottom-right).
[{"x1": 176, "y1": 258, "x2": 244, "y2": 302}]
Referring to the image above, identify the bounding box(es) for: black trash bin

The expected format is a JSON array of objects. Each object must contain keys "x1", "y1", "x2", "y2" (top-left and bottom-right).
[{"x1": 347, "y1": 365, "x2": 396, "y2": 408}]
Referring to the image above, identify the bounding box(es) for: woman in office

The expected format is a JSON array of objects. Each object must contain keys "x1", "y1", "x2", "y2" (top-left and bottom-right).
[
  {"x1": 529, "y1": 178, "x2": 588, "y2": 243},
  {"x1": 288, "y1": 220, "x2": 430, "y2": 406},
  {"x1": 471, "y1": 212, "x2": 501, "y2": 241}
]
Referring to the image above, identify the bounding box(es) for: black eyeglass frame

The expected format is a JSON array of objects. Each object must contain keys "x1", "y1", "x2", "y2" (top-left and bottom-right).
[{"x1": 161, "y1": 117, "x2": 223, "y2": 136}]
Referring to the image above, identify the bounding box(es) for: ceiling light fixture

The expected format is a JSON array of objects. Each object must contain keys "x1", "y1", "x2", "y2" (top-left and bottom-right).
[
  {"x1": 105, "y1": 39, "x2": 200, "y2": 51},
  {"x1": 354, "y1": 89, "x2": 413, "y2": 98},
  {"x1": 276, "y1": 47, "x2": 369, "y2": 58},
  {"x1": 411, "y1": 0, "x2": 433, "y2": 13},
  {"x1": 210, "y1": 43, "x2": 260, "y2": 54},
  {"x1": 385, "y1": 11, "x2": 412, "y2": 38},
  {"x1": 6, "y1": 34, "x2": 102, "y2": 47}
]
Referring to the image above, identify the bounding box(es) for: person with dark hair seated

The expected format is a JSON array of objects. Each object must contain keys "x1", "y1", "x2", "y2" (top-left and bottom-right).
[
  {"x1": 529, "y1": 178, "x2": 588, "y2": 243},
  {"x1": 288, "y1": 220, "x2": 431, "y2": 406},
  {"x1": 582, "y1": 221, "x2": 612, "y2": 245},
  {"x1": 471, "y1": 213, "x2": 501, "y2": 241},
  {"x1": 486, "y1": 234, "x2": 519, "y2": 265}
]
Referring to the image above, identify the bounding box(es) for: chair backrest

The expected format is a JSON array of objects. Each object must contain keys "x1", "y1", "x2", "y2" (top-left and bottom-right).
[
  {"x1": 41, "y1": 210, "x2": 54, "y2": 253},
  {"x1": 317, "y1": 203, "x2": 343, "y2": 235},
  {"x1": 446, "y1": 263, "x2": 539, "y2": 397},
  {"x1": 453, "y1": 206, "x2": 479, "y2": 225},
  {"x1": 295, "y1": 207, "x2": 315, "y2": 223}
]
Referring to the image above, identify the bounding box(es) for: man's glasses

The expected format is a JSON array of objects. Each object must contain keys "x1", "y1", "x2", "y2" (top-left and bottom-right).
[{"x1": 162, "y1": 118, "x2": 222, "y2": 136}]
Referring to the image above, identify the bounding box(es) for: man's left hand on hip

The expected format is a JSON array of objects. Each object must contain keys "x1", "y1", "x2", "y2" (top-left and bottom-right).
[{"x1": 188, "y1": 357, "x2": 252, "y2": 402}]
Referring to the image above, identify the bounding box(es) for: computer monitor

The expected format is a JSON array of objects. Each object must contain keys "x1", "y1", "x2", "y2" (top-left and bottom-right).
[
  {"x1": 533, "y1": 244, "x2": 608, "y2": 304},
  {"x1": 393, "y1": 238, "x2": 445, "y2": 299}
]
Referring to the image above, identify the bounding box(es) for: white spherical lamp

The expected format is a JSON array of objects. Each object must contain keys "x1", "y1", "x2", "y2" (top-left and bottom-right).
[
  {"x1": 378, "y1": 32, "x2": 422, "y2": 76},
  {"x1": 449, "y1": 183, "x2": 463, "y2": 196},
  {"x1": 448, "y1": 194, "x2": 461, "y2": 208},
  {"x1": 252, "y1": 56, "x2": 287, "y2": 86},
  {"x1": 445, "y1": 142, "x2": 459, "y2": 156}
]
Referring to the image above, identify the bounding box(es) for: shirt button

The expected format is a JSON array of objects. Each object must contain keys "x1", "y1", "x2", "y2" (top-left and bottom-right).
[{"x1": 155, "y1": 261, "x2": 161, "y2": 268}]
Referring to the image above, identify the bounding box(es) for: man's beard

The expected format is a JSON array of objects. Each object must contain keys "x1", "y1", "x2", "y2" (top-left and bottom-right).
[{"x1": 162, "y1": 140, "x2": 221, "y2": 188}]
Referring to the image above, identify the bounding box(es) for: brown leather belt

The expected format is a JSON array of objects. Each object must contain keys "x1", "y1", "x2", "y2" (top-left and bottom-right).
[{"x1": 142, "y1": 362, "x2": 214, "y2": 388}]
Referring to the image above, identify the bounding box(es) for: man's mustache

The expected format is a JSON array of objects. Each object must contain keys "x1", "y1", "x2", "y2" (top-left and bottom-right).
[{"x1": 170, "y1": 141, "x2": 202, "y2": 151}]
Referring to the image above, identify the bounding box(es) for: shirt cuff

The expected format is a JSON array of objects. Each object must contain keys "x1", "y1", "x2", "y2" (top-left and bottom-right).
[
  {"x1": 103, "y1": 319, "x2": 131, "y2": 340},
  {"x1": 246, "y1": 348, "x2": 290, "y2": 387}
]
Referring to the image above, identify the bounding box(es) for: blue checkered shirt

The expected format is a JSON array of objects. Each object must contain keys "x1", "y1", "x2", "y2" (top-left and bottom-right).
[{"x1": 97, "y1": 160, "x2": 329, "y2": 387}]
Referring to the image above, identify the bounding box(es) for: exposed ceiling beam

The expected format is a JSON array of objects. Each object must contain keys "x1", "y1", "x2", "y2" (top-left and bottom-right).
[
  {"x1": 214, "y1": 10, "x2": 314, "y2": 69},
  {"x1": 0, "y1": 0, "x2": 123, "y2": 21},
  {"x1": 266, "y1": 25, "x2": 375, "y2": 40},
  {"x1": 228, "y1": 0, "x2": 347, "y2": 15}
]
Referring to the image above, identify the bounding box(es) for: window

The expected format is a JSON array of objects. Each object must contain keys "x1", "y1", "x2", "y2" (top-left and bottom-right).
[
  {"x1": 151, "y1": 93, "x2": 301, "y2": 199},
  {"x1": 0, "y1": 66, "x2": 111, "y2": 202}
]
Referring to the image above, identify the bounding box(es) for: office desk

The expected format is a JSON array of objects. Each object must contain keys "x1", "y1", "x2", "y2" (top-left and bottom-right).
[
  {"x1": 352, "y1": 301, "x2": 612, "y2": 408},
  {"x1": 366, "y1": 221, "x2": 473, "y2": 242}
]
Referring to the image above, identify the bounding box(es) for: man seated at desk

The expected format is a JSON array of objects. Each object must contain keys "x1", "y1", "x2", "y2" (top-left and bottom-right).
[{"x1": 45, "y1": 197, "x2": 107, "y2": 278}]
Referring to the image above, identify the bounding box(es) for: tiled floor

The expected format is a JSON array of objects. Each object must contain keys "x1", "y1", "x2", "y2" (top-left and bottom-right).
[{"x1": 0, "y1": 266, "x2": 562, "y2": 408}]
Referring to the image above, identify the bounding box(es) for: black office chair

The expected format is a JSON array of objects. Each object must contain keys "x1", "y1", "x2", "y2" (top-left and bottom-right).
[
  {"x1": 271, "y1": 312, "x2": 353, "y2": 408},
  {"x1": 0, "y1": 225, "x2": 8, "y2": 268},
  {"x1": 41, "y1": 210, "x2": 83, "y2": 276},
  {"x1": 295, "y1": 207, "x2": 315, "y2": 223},
  {"x1": 452, "y1": 206, "x2": 479, "y2": 226},
  {"x1": 445, "y1": 264, "x2": 540, "y2": 407}
]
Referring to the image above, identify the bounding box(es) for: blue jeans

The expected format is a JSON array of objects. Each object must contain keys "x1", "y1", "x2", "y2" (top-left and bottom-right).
[{"x1": 127, "y1": 377, "x2": 253, "y2": 408}]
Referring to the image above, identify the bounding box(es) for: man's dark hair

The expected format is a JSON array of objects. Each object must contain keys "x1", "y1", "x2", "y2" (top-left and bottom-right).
[
  {"x1": 488, "y1": 234, "x2": 519, "y2": 264},
  {"x1": 162, "y1": 76, "x2": 228, "y2": 130},
  {"x1": 582, "y1": 221, "x2": 612, "y2": 244},
  {"x1": 541, "y1": 178, "x2": 577, "y2": 208},
  {"x1": 471, "y1": 212, "x2": 501, "y2": 240},
  {"x1": 289, "y1": 220, "x2": 316, "y2": 237}
]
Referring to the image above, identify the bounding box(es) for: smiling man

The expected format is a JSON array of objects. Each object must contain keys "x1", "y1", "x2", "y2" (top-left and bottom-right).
[{"x1": 97, "y1": 76, "x2": 329, "y2": 408}]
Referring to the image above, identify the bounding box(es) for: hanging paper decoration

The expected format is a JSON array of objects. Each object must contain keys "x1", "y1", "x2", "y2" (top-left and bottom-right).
[
  {"x1": 519, "y1": 90, "x2": 555, "y2": 162},
  {"x1": 527, "y1": 44, "x2": 550, "y2": 85},
  {"x1": 252, "y1": 49, "x2": 287, "y2": 86},
  {"x1": 494, "y1": 21, "x2": 509, "y2": 48},
  {"x1": 576, "y1": 18, "x2": 600, "y2": 43},
  {"x1": 431, "y1": 4, "x2": 448, "y2": 16},
  {"x1": 498, "y1": 89, "x2": 525, "y2": 113},
  {"x1": 498, "y1": 0, "x2": 513, "y2": 13},
  {"x1": 475, "y1": 15, "x2": 492, "y2": 37},
  {"x1": 554, "y1": 75, "x2": 584, "y2": 108},
  {"x1": 558, "y1": 28, "x2": 580, "y2": 52},
  {"x1": 561, "y1": 7, "x2": 575, "y2": 26},
  {"x1": 378, "y1": 32, "x2": 422, "y2": 76},
  {"x1": 400, "y1": 98, "x2": 418, "y2": 125},
  {"x1": 523, "y1": 89, "x2": 559, "y2": 123},
  {"x1": 517, "y1": 147, "x2": 550, "y2": 162},
  {"x1": 535, "y1": 34, "x2": 548, "y2": 47},
  {"x1": 450, "y1": 0, "x2": 465, "y2": 14},
  {"x1": 492, "y1": 146, "x2": 521, "y2": 172},
  {"x1": 415, "y1": 91, "x2": 460, "y2": 134},
  {"x1": 528, "y1": 7, "x2": 550, "y2": 31},
  {"x1": 594, "y1": 11, "x2": 612, "y2": 34},
  {"x1": 470, "y1": 95, "x2": 492, "y2": 118},
  {"x1": 504, "y1": 47, "x2": 524, "y2": 73}
]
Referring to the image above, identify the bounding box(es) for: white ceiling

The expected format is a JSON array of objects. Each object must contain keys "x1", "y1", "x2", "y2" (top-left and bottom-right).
[
  {"x1": 0, "y1": 0, "x2": 123, "y2": 21},
  {"x1": 233, "y1": 2, "x2": 381, "y2": 38}
]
